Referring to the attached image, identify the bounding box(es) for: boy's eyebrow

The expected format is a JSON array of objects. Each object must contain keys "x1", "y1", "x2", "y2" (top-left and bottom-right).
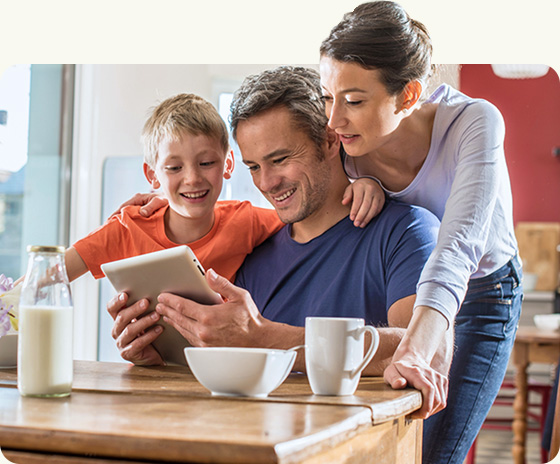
[{"x1": 242, "y1": 149, "x2": 291, "y2": 165}]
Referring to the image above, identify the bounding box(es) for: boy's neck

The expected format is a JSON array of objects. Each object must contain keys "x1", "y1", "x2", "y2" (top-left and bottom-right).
[{"x1": 164, "y1": 207, "x2": 216, "y2": 245}]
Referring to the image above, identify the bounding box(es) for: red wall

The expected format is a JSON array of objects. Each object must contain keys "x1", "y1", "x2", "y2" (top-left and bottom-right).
[{"x1": 459, "y1": 64, "x2": 560, "y2": 224}]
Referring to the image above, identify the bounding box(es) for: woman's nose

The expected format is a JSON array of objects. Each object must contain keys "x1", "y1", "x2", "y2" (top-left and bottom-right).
[{"x1": 326, "y1": 100, "x2": 345, "y2": 130}]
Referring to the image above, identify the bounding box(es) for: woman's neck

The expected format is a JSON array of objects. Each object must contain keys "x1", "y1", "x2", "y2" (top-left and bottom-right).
[{"x1": 360, "y1": 103, "x2": 437, "y2": 192}]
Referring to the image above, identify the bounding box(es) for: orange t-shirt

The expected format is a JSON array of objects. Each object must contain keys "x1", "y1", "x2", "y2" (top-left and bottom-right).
[{"x1": 72, "y1": 201, "x2": 283, "y2": 282}]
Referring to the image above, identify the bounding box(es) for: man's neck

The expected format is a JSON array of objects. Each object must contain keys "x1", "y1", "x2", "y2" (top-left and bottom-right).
[{"x1": 290, "y1": 181, "x2": 352, "y2": 243}]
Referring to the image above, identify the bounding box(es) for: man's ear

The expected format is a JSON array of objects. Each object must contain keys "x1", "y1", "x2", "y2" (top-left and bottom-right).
[
  {"x1": 143, "y1": 163, "x2": 160, "y2": 189},
  {"x1": 399, "y1": 80, "x2": 423, "y2": 113},
  {"x1": 325, "y1": 126, "x2": 341, "y2": 159},
  {"x1": 223, "y1": 150, "x2": 235, "y2": 180}
]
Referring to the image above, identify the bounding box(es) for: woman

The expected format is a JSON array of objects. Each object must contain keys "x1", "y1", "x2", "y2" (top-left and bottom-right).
[{"x1": 319, "y1": 2, "x2": 522, "y2": 463}]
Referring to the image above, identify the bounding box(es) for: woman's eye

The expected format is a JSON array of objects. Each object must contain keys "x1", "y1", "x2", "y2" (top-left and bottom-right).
[
  {"x1": 321, "y1": 95, "x2": 333, "y2": 102},
  {"x1": 346, "y1": 99, "x2": 363, "y2": 106}
]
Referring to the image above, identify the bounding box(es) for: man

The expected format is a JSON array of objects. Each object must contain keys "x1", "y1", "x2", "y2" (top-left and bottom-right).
[{"x1": 108, "y1": 66, "x2": 449, "y2": 418}]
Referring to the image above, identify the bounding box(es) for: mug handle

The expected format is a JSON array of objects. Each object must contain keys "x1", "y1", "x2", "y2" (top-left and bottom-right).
[{"x1": 351, "y1": 325, "x2": 379, "y2": 378}]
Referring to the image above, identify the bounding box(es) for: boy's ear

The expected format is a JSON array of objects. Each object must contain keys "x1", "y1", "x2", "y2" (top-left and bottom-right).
[
  {"x1": 143, "y1": 163, "x2": 161, "y2": 189},
  {"x1": 223, "y1": 150, "x2": 235, "y2": 180}
]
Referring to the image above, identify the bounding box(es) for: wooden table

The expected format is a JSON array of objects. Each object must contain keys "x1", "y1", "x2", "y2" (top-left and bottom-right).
[
  {"x1": 512, "y1": 326, "x2": 560, "y2": 464},
  {"x1": 0, "y1": 360, "x2": 422, "y2": 463}
]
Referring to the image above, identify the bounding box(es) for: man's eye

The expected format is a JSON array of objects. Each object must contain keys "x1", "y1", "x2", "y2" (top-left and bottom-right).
[{"x1": 273, "y1": 156, "x2": 288, "y2": 165}]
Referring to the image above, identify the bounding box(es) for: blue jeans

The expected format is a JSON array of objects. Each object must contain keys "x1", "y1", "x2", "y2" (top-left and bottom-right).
[{"x1": 423, "y1": 255, "x2": 523, "y2": 464}]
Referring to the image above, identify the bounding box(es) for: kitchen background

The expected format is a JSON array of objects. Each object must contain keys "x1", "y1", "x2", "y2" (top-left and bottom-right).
[{"x1": 0, "y1": 63, "x2": 559, "y2": 362}]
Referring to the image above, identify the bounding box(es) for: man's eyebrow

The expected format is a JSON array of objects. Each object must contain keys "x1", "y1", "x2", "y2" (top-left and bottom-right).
[{"x1": 242, "y1": 149, "x2": 291, "y2": 165}]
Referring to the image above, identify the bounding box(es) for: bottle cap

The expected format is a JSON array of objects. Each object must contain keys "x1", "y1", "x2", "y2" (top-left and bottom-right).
[{"x1": 27, "y1": 245, "x2": 66, "y2": 254}]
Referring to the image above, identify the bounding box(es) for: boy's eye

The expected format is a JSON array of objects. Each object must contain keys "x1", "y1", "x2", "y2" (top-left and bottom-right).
[
  {"x1": 164, "y1": 165, "x2": 181, "y2": 172},
  {"x1": 247, "y1": 164, "x2": 259, "y2": 173},
  {"x1": 200, "y1": 161, "x2": 216, "y2": 167}
]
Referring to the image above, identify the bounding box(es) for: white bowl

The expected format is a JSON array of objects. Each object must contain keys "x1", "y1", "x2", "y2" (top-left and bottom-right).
[
  {"x1": 184, "y1": 347, "x2": 297, "y2": 398},
  {"x1": 0, "y1": 333, "x2": 17, "y2": 368},
  {"x1": 534, "y1": 314, "x2": 560, "y2": 331}
]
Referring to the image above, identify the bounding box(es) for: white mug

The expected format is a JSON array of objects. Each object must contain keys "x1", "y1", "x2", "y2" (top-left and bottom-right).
[{"x1": 305, "y1": 317, "x2": 379, "y2": 396}]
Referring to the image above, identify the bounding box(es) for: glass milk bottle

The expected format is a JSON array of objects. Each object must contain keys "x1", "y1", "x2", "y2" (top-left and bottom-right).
[{"x1": 18, "y1": 245, "x2": 73, "y2": 397}]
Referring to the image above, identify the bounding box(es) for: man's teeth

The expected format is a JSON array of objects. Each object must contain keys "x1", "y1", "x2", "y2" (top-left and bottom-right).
[
  {"x1": 182, "y1": 191, "x2": 207, "y2": 199},
  {"x1": 274, "y1": 189, "x2": 296, "y2": 202}
]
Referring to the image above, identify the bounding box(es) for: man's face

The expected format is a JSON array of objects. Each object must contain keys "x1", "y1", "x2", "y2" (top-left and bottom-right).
[{"x1": 236, "y1": 106, "x2": 331, "y2": 226}]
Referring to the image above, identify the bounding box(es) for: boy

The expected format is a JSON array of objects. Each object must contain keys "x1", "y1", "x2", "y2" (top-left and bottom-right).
[{"x1": 66, "y1": 93, "x2": 283, "y2": 282}]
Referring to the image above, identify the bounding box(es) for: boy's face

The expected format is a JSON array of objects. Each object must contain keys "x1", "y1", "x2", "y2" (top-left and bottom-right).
[{"x1": 145, "y1": 133, "x2": 230, "y2": 223}]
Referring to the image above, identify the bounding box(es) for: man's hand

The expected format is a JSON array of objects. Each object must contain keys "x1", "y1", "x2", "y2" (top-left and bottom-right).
[
  {"x1": 107, "y1": 292, "x2": 165, "y2": 365},
  {"x1": 110, "y1": 193, "x2": 168, "y2": 218},
  {"x1": 155, "y1": 269, "x2": 304, "y2": 351},
  {"x1": 155, "y1": 269, "x2": 266, "y2": 347}
]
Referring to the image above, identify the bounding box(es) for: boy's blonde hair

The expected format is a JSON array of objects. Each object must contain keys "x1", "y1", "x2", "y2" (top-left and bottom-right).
[{"x1": 141, "y1": 93, "x2": 229, "y2": 168}]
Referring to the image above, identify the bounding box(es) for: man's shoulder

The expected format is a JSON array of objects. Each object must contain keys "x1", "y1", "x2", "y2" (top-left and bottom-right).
[{"x1": 379, "y1": 200, "x2": 440, "y2": 227}]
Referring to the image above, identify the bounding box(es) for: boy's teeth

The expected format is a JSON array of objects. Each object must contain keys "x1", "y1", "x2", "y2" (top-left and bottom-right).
[
  {"x1": 275, "y1": 189, "x2": 295, "y2": 201},
  {"x1": 183, "y1": 191, "x2": 206, "y2": 199}
]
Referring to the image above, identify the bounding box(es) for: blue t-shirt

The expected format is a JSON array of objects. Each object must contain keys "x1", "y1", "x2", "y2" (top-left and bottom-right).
[{"x1": 235, "y1": 200, "x2": 439, "y2": 327}]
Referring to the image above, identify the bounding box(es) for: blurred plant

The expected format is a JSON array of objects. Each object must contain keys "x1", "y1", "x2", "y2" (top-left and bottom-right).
[{"x1": 0, "y1": 274, "x2": 20, "y2": 337}]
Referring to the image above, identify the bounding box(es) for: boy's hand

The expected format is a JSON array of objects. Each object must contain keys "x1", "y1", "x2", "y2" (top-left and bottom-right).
[
  {"x1": 110, "y1": 193, "x2": 168, "y2": 219},
  {"x1": 342, "y1": 178, "x2": 385, "y2": 228},
  {"x1": 107, "y1": 292, "x2": 165, "y2": 366}
]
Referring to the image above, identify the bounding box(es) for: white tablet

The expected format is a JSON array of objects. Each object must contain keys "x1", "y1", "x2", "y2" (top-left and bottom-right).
[{"x1": 101, "y1": 245, "x2": 222, "y2": 366}]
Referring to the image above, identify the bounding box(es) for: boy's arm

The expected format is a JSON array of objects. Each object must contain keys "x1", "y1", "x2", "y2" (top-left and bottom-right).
[
  {"x1": 65, "y1": 247, "x2": 89, "y2": 282},
  {"x1": 342, "y1": 178, "x2": 385, "y2": 228}
]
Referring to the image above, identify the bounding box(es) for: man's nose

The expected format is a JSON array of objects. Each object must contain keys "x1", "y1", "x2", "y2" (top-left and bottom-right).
[{"x1": 256, "y1": 167, "x2": 281, "y2": 193}]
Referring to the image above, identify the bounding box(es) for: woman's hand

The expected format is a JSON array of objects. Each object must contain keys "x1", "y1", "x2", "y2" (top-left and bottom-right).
[
  {"x1": 343, "y1": 178, "x2": 385, "y2": 228},
  {"x1": 383, "y1": 306, "x2": 452, "y2": 419},
  {"x1": 110, "y1": 193, "x2": 168, "y2": 219}
]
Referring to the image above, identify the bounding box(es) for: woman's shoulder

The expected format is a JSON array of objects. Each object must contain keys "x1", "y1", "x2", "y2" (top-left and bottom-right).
[{"x1": 434, "y1": 84, "x2": 503, "y2": 125}]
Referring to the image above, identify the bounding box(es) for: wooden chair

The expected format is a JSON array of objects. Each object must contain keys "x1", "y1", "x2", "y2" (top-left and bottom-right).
[
  {"x1": 550, "y1": 381, "x2": 560, "y2": 461},
  {"x1": 465, "y1": 377, "x2": 552, "y2": 464}
]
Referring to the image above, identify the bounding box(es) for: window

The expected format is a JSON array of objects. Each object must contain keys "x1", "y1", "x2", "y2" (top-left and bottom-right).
[{"x1": 0, "y1": 64, "x2": 73, "y2": 280}]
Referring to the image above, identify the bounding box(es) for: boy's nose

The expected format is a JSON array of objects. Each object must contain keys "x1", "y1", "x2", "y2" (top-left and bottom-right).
[{"x1": 183, "y1": 168, "x2": 202, "y2": 185}]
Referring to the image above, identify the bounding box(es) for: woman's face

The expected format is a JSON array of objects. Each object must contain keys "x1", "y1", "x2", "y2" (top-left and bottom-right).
[{"x1": 319, "y1": 56, "x2": 405, "y2": 158}]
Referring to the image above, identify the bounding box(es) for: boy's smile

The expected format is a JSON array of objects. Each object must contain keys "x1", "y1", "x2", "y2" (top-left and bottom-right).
[{"x1": 144, "y1": 132, "x2": 230, "y2": 244}]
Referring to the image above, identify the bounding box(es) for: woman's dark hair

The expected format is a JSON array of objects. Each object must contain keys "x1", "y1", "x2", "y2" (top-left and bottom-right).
[{"x1": 320, "y1": 1, "x2": 433, "y2": 95}]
